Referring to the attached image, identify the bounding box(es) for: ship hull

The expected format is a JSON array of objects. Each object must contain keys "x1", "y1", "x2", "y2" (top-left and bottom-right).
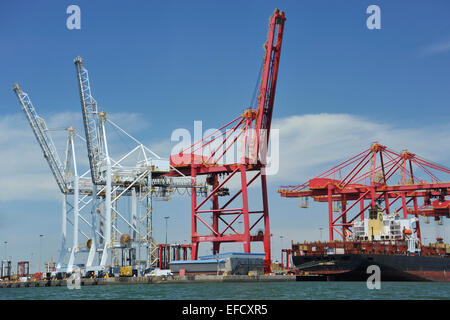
[{"x1": 293, "y1": 254, "x2": 450, "y2": 282}]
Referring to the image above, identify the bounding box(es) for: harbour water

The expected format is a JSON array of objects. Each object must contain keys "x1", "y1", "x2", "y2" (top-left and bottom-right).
[{"x1": 1, "y1": 281, "x2": 449, "y2": 300}]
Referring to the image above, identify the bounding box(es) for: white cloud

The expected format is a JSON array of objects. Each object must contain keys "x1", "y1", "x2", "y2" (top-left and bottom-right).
[
  {"x1": 419, "y1": 39, "x2": 450, "y2": 56},
  {"x1": 271, "y1": 113, "x2": 450, "y2": 185},
  {"x1": 0, "y1": 113, "x2": 59, "y2": 201},
  {"x1": 3, "y1": 111, "x2": 450, "y2": 202},
  {"x1": 164, "y1": 113, "x2": 450, "y2": 194},
  {"x1": 0, "y1": 111, "x2": 152, "y2": 201}
]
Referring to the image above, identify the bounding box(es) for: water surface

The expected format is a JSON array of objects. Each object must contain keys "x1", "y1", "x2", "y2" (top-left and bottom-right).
[{"x1": 1, "y1": 281, "x2": 449, "y2": 300}]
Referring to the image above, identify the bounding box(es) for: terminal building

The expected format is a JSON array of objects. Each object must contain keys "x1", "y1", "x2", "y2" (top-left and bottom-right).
[{"x1": 169, "y1": 252, "x2": 266, "y2": 276}]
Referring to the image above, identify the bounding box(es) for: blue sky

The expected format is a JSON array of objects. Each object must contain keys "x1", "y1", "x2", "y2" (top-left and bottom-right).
[{"x1": 1, "y1": 1, "x2": 450, "y2": 272}]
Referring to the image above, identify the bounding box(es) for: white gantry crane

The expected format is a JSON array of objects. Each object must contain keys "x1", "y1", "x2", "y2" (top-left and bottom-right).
[
  {"x1": 14, "y1": 58, "x2": 203, "y2": 276},
  {"x1": 12, "y1": 83, "x2": 96, "y2": 273},
  {"x1": 74, "y1": 56, "x2": 197, "y2": 272}
]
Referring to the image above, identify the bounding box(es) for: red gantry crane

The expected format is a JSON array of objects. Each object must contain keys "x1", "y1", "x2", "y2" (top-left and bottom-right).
[
  {"x1": 278, "y1": 143, "x2": 450, "y2": 243},
  {"x1": 168, "y1": 9, "x2": 286, "y2": 270}
]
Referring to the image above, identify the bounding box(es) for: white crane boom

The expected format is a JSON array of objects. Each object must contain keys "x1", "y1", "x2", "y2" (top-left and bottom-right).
[
  {"x1": 13, "y1": 83, "x2": 69, "y2": 194},
  {"x1": 74, "y1": 56, "x2": 105, "y2": 185}
]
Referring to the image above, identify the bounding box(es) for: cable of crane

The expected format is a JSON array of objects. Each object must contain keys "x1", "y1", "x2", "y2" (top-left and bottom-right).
[
  {"x1": 108, "y1": 119, "x2": 136, "y2": 154},
  {"x1": 75, "y1": 133, "x2": 86, "y2": 143},
  {"x1": 46, "y1": 127, "x2": 69, "y2": 131},
  {"x1": 249, "y1": 60, "x2": 264, "y2": 109},
  {"x1": 107, "y1": 118, "x2": 186, "y2": 177}
]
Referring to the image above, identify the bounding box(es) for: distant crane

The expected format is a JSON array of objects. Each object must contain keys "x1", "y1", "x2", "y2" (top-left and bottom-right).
[{"x1": 278, "y1": 143, "x2": 450, "y2": 242}]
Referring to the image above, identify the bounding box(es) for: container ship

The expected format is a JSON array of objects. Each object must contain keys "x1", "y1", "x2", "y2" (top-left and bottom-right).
[{"x1": 291, "y1": 208, "x2": 450, "y2": 282}]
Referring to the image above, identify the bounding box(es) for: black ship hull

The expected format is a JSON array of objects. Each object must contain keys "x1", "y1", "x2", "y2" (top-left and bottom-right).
[{"x1": 293, "y1": 254, "x2": 450, "y2": 282}]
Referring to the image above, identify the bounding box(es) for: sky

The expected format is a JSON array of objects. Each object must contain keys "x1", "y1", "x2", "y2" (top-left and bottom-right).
[{"x1": 1, "y1": 0, "x2": 450, "y2": 273}]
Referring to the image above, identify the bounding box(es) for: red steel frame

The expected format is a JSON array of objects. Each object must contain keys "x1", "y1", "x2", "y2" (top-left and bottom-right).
[
  {"x1": 279, "y1": 143, "x2": 450, "y2": 242},
  {"x1": 168, "y1": 9, "x2": 286, "y2": 271},
  {"x1": 158, "y1": 244, "x2": 192, "y2": 269}
]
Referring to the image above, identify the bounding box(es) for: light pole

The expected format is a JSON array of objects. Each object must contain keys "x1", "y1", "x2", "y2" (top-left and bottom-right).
[
  {"x1": 39, "y1": 234, "x2": 44, "y2": 273},
  {"x1": 164, "y1": 217, "x2": 170, "y2": 245},
  {"x1": 3, "y1": 241, "x2": 7, "y2": 261},
  {"x1": 280, "y1": 236, "x2": 284, "y2": 262},
  {"x1": 319, "y1": 228, "x2": 323, "y2": 241},
  {"x1": 30, "y1": 252, "x2": 34, "y2": 274}
]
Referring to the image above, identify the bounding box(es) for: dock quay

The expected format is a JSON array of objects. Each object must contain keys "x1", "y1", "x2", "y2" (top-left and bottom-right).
[{"x1": 0, "y1": 274, "x2": 296, "y2": 288}]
